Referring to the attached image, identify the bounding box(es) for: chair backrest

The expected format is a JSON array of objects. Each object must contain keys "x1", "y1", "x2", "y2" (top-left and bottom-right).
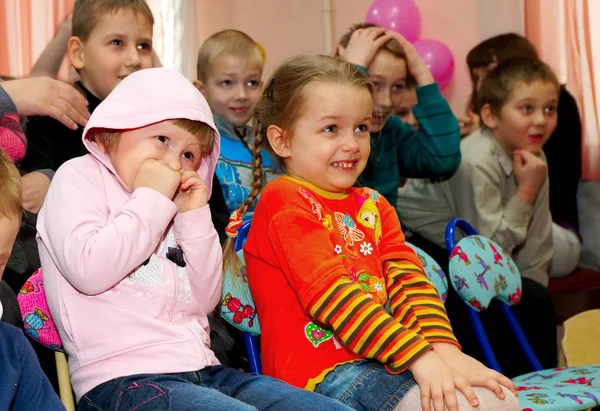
[
  {"x1": 445, "y1": 218, "x2": 543, "y2": 373},
  {"x1": 17, "y1": 268, "x2": 63, "y2": 351},
  {"x1": 445, "y1": 219, "x2": 522, "y2": 312},
  {"x1": 405, "y1": 242, "x2": 449, "y2": 302},
  {"x1": 218, "y1": 221, "x2": 261, "y2": 335}
]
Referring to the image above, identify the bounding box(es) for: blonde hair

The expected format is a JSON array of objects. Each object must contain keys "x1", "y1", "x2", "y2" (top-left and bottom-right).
[
  {"x1": 196, "y1": 30, "x2": 263, "y2": 82},
  {"x1": 0, "y1": 148, "x2": 22, "y2": 219},
  {"x1": 222, "y1": 54, "x2": 372, "y2": 277},
  {"x1": 72, "y1": 0, "x2": 154, "y2": 41},
  {"x1": 87, "y1": 119, "x2": 215, "y2": 154}
]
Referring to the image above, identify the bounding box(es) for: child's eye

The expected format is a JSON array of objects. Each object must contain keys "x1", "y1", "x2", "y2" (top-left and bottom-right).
[
  {"x1": 247, "y1": 80, "x2": 259, "y2": 87},
  {"x1": 183, "y1": 152, "x2": 194, "y2": 160},
  {"x1": 156, "y1": 135, "x2": 168, "y2": 144},
  {"x1": 545, "y1": 106, "x2": 558, "y2": 114},
  {"x1": 323, "y1": 125, "x2": 338, "y2": 133},
  {"x1": 220, "y1": 80, "x2": 232, "y2": 87},
  {"x1": 138, "y1": 43, "x2": 151, "y2": 51},
  {"x1": 110, "y1": 39, "x2": 123, "y2": 46},
  {"x1": 392, "y1": 83, "x2": 405, "y2": 91},
  {"x1": 355, "y1": 124, "x2": 369, "y2": 133},
  {"x1": 521, "y1": 104, "x2": 534, "y2": 113}
]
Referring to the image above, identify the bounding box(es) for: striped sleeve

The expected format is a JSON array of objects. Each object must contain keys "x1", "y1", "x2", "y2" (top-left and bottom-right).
[
  {"x1": 307, "y1": 277, "x2": 432, "y2": 373},
  {"x1": 385, "y1": 260, "x2": 460, "y2": 348}
]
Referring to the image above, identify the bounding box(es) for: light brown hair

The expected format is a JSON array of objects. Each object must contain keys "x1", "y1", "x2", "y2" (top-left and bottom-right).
[
  {"x1": 477, "y1": 57, "x2": 559, "y2": 117},
  {"x1": 196, "y1": 30, "x2": 263, "y2": 82},
  {"x1": 72, "y1": 0, "x2": 154, "y2": 41},
  {"x1": 336, "y1": 23, "x2": 406, "y2": 61},
  {"x1": 88, "y1": 119, "x2": 215, "y2": 154},
  {"x1": 222, "y1": 54, "x2": 373, "y2": 276},
  {"x1": 0, "y1": 148, "x2": 22, "y2": 219}
]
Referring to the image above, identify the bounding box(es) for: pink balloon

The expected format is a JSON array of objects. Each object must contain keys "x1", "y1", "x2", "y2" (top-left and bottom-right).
[
  {"x1": 413, "y1": 39, "x2": 455, "y2": 89},
  {"x1": 365, "y1": 0, "x2": 421, "y2": 42}
]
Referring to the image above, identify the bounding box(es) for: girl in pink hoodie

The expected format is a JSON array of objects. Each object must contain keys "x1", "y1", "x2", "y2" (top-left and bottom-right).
[{"x1": 37, "y1": 68, "x2": 352, "y2": 411}]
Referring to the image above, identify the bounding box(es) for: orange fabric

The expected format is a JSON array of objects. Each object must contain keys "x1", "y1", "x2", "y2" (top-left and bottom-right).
[{"x1": 244, "y1": 177, "x2": 428, "y2": 389}]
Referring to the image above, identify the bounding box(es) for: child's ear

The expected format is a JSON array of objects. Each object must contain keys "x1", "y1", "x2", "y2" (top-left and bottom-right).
[
  {"x1": 335, "y1": 44, "x2": 345, "y2": 57},
  {"x1": 68, "y1": 36, "x2": 85, "y2": 70},
  {"x1": 480, "y1": 104, "x2": 498, "y2": 129},
  {"x1": 266, "y1": 125, "x2": 291, "y2": 159},
  {"x1": 193, "y1": 80, "x2": 205, "y2": 95}
]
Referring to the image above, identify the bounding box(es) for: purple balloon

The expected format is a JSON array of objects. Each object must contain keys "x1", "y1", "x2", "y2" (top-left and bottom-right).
[
  {"x1": 365, "y1": 0, "x2": 421, "y2": 42},
  {"x1": 413, "y1": 39, "x2": 455, "y2": 89}
]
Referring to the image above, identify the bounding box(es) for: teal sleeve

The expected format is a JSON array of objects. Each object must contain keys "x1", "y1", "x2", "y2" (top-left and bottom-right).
[{"x1": 390, "y1": 83, "x2": 461, "y2": 178}]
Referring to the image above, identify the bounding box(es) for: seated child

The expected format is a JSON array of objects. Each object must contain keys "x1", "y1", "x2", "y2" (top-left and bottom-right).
[
  {"x1": 21, "y1": 0, "x2": 155, "y2": 174},
  {"x1": 398, "y1": 58, "x2": 560, "y2": 376},
  {"x1": 464, "y1": 33, "x2": 581, "y2": 276},
  {"x1": 195, "y1": 30, "x2": 277, "y2": 220},
  {"x1": 36, "y1": 67, "x2": 354, "y2": 411},
  {"x1": 232, "y1": 54, "x2": 519, "y2": 411},
  {"x1": 336, "y1": 24, "x2": 461, "y2": 216},
  {"x1": 396, "y1": 79, "x2": 418, "y2": 131},
  {"x1": 0, "y1": 148, "x2": 63, "y2": 410}
]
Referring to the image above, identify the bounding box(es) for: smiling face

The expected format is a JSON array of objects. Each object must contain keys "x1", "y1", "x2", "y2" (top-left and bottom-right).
[
  {"x1": 102, "y1": 120, "x2": 205, "y2": 192},
  {"x1": 367, "y1": 50, "x2": 407, "y2": 133},
  {"x1": 69, "y1": 9, "x2": 154, "y2": 100},
  {"x1": 199, "y1": 56, "x2": 263, "y2": 127},
  {"x1": 483, "y1": 80, "x2": 559, "y2": 155},
  {"x1": 270, "y1": 82, "x2": 373, "y2": 193}
]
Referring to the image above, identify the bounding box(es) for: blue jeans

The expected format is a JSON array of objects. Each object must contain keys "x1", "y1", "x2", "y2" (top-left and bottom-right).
[
  {"x1": 79, "y1": 365, "x2": 353, "y2": 411},
  {"x1": 314, "y1": 360, "x2": 417, "y2": 411}
]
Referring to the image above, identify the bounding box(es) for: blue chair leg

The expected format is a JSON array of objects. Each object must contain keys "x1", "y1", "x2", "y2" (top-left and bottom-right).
[
  {"x1": 500, "y1": 303, "x2": 543, "y2": 371},
  {"x1": 468, "y1": 308, "x2": 502, "y2": 373},
  {"x1": 243, "y1": 333, "x2": 262, "y2": 374}
]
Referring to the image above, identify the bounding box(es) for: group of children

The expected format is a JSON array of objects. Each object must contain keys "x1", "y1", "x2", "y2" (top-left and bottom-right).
[{"x1": 0, "y1": 0, "x2": 582, "y2": 409}]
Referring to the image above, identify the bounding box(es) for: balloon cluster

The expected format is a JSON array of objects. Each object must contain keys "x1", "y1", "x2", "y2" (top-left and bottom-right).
[{"x1": 366, "y1": 0, "x2": 454, "y2": 89}]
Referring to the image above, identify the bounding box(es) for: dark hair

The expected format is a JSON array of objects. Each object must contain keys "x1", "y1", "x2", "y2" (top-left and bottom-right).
[
  {"x1": 476, "y1": 57, "x2": 559, "y2": 117},
  {"x1": 467, "y1": 33, "x2": 539, "y2": 111}
]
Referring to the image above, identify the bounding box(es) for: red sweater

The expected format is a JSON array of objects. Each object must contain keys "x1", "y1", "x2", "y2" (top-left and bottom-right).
[{"x1": 244, "y1": 177, "x2": 458, "y2": 390}]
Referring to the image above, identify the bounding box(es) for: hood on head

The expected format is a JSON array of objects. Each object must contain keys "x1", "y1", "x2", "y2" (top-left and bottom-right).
[{"x1": 82, "y1": 68, "x2": 220, "y2": 196}]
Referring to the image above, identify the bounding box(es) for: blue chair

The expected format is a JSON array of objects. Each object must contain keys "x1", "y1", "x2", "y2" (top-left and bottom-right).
[
  {"x1": 446, "y1": 218, "x2": 600, "y2": 411},
  {"x1": 234, "y1": 221, "x2": 262, "y2": 374}
]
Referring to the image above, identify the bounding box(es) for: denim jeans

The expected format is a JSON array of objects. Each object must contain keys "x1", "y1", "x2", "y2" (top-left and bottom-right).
[
  {"x1": 314, "y1": 360, "x2": 417, "y2": 411},
  {"x1": 79, "y1": 365, "x2": 353, "y2": 411}
]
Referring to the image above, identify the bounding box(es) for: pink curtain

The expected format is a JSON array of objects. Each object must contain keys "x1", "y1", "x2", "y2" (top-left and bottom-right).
[
  {"x1": 0, "y1": 0, "x2": 74, "y2": 78},
  {"x1": 526, "y1": 0, "x2": 600, "y2": 180}
]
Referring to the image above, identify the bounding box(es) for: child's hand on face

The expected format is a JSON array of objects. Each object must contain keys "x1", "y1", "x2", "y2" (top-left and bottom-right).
[
  {"x1": 338, "y1": 27, "x2": 392, "y2": 68},
  {"x1": 513, "y1": 150, "x2": 547, "y2": 205},
  {"x1": 386, "y1": 31, "x2": 435, "y2": 86},
  {"x1": 133, "y1": 159, "x2": 181, "y2": 200},
  {"x1": 432, "y1": 343, "x2": 519, "y2": 398},
  {"x1": 173, "y1": 171, "x2": 209, "y2": 213},
  {"x1": 409, "y1": 350, "x2": 479, "y2": 411}
]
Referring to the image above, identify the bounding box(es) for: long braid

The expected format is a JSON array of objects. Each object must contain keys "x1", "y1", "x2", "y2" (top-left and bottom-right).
[{"x1": 222, "y1": 122, "x2": 265, "y2": 281}]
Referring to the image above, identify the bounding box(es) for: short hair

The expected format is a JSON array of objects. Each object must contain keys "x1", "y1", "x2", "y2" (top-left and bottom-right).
[
  {"x1": 88, "y1": 119, "x2": 215, "y2": 155},
  {"x1": 72, "y1": 0, "x2": 154, "y2": 41},
  {"x1": 467, "y1": 33, "x2": 539, "y2": 72},
  {"x1": 337, "y1": 23, "x2": 406, "y2": 61},
  {"x1": 0, "y1": 148, "x2": 22, "y2": 219},
  {"x1": 477, "y1": 58, "x2": 559, "y2": 117},
  {"x1": 196, "y1": 30, "x2": 263, "y2": 81}
]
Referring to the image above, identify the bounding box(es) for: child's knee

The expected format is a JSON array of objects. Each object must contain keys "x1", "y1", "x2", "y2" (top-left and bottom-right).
[{"x1": 471, "y1": 386, "x2": 520, "y2": 411}]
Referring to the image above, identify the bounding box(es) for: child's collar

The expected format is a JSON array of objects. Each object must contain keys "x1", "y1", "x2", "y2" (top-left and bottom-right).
[{"x1": 285, "y1": 176, "x2": 348, "y2": 200}]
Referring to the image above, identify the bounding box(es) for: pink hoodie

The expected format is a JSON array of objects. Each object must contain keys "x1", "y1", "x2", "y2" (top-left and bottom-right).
[{"x1": 36, "y1": 68, "x2": 222, "y2": 401}]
